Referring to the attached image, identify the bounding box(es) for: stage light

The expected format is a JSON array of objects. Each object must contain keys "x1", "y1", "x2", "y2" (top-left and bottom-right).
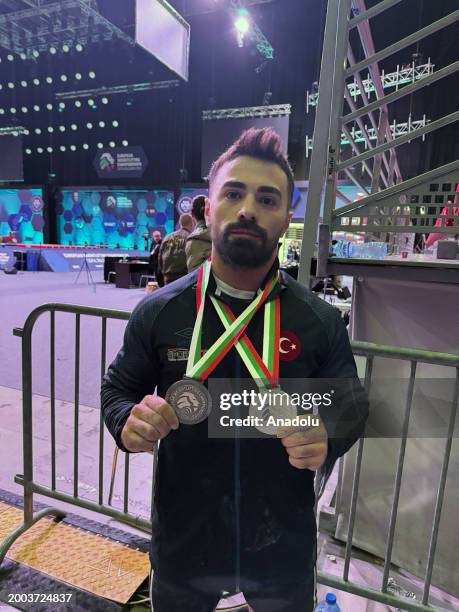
[
  {"x1": 0, "y1": 85, "x2": 2, "y2": 90},
  {"x1": 8, "y1": 82, "x2": 14, "y2": 89},
  {"x1": 33, "y1": 78, "x2": 40, "y2": 85},
  {"x1": 235, "y1": 9, "x2": 250, "y2": 34},
  {"x1": 46, "y1": 76, "x2": 53, "y2": 84},
  {"x1": 10, "y1": 107, "x2": 17, "y2": 114},
  {"x1": 7, "y1": 54, "x2": 14, "y2": 61},
  {"x1": 25, "y1": 148, "x2": 32, "y2": 154},
  {"x1": 21, "y1": 106, "x2": 28, "y2": 113},
  {"x1": 33, "y1": 105, "x2": 40, "y2": 111},
  {"x1": 48, "y1": 126, "x2": 54, "y2": 133},
  {"x1": 89, "y1": 71, "x2": 96, "y2": 79},
  {"x1": 32, "y1": 50, "x2": 39, "y2": 58},
  {"x1": 88, "y1": 99, "x2": 94, "y2": 106},
  {"x1": 83, "y1": 143, "x2": 89, "y2": 150},
  {"x1": 112, "y1": 120, "x2": 119, "y2": 127},
  {"x1": 49, "y1": 46, "x2": 57, "y2": 54},
  {"x1": 75, "y1": 72, "x2": 82, "y2": 80},
  {"x1": 75, "y1": 100, "x2": 82, "y2": 107},
  {"x1": 75, "y1": 43, "x2": 84, "y2": 52},
  {"x1": 21, "y1": 80, "x2": 27, "y2": 87},
  {"x1": 59, "y1": 102, "x2": 66, "y2": 109},
  {"x1": 20, "y1": 53, "x2": 27, "y2": 60},
  {"x1": 60, "y1": 145, "x2": 66, "y2": 152},
  {"x1": 97, "y1": 142, "x2": 103, "y2": 149},
  {"x1": 62, "y1": 44, "x2": 70, "y2": 53},
  {"x1": 46, "y1": 103, "x2": 53, "y2": 110},
  {"x1": 35, "y1": 128, "x2": 42, "y2": 134},
  {"x1": 109, "y1": 141, "x2": 115, "y2": 148},
  {"x1": 99, "y1": 121, "x2": 105, "y2": 128},
  {"x1": 102, "y1": 97, "x2": 108, "y2": 104},
  {"x1": 86, "y1": 122, "x2": 93, "y2": 129},
  {"x1": 71, "y1": 124, "x2": 77, "y2": 130},
  {"x1": 37, "y1": 147, "x2": 43, "y2": 153},
  {"x1": 59, "y1": 125, "x2": 66, "y2": 132},
  {"x1": 23, "y1": 129, "x2": 30, "y2": 135},
  {"x1": 0, "y1": 109, "x2": 4, "y2": 115},
  {"x1": 47, "y1": 146, "x2": 53, "y2": 153},
  {"x1": 122, "y1": 139, "x2": 129, "y2": 146},
  {"x1": 60, "y1": 74, "x2": 68, "y2": 82},
  {"x1": 70, "y1": 144, "x2": 77, "y2": 151}
]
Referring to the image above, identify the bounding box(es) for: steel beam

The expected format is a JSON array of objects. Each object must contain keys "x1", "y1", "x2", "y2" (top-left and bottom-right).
[{"x1": 348, "y1": 0, "x2": 403, "y2": 29}]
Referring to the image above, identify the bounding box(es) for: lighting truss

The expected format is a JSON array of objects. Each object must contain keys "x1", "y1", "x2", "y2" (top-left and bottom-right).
[
  {"x1": 305, "y1": 115, "x2": 431, "y2": 157},
  {"x1": 0, "y1": 0, "x2": 134, "y2": 57},
  {"x1": 0, "y1": 125, "x2": 28, "y2": 135},
  {"x1": 55, "y1": 80, "x2": 181, "y2": 100},
  {"x1": 229, "y1": 0, "x2": 274, "y2": 60},
  {"x1": 202, "y1": 104, "x2": 291, "y2": 120},
  {"x1": 306, "y1": 60, "x2": 435, "y2": 112}
]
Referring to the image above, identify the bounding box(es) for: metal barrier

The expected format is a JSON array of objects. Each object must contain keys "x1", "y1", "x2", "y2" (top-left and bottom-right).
[{"x1": 0, "y1": 302, "x2": 458, "y2": 611}]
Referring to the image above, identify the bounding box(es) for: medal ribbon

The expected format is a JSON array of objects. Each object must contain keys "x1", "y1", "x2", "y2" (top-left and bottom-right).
[{"x1": 186, "y1": 259, "x2": 279, "y2": 382}]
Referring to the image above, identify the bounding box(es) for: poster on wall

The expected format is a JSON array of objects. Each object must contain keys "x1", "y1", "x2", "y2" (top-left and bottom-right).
[
  {"x1": 0, "y1": 188, "x2": 45, "y2": 243},
  {"x1": 56, "y1": 188, "x2": 174, "y2": 248},
  {"x1": 93, "y1": 147, "x2": 148, "y2": 179}
]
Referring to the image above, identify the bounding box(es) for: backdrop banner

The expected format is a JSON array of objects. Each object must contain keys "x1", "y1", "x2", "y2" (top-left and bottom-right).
[{"x1": 93, "y1": 147, "x2": 148, "y2": 179}]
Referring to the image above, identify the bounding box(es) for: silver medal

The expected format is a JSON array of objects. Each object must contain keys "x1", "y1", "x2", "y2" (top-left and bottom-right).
[
  {"x1": 249, "y1": 387, "x2": 297, "y2": 435},
  {"x1": 165, "y1": 379, "x2": 212, "y2": 425}
]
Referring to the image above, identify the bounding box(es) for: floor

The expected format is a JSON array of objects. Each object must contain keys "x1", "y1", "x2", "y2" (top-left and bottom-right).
[{"x1": 0, "y1": 271, "x2": 456, "y2": 611}]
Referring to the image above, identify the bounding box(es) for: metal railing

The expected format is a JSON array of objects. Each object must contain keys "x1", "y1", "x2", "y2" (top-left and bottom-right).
[{"x1": 0, "y1": 302, "x2": 457, "y2": 611}]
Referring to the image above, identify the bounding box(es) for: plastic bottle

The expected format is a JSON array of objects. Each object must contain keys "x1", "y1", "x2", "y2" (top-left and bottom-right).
[{"x1": 315, "y1": 592, "x2": 341, "y2": 611}]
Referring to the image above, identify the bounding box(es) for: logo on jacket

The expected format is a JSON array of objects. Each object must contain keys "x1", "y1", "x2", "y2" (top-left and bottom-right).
[
  {"x1": 167, "y1": 348, "x2": 190, "y2": 362},
  {"x1": 174, "y1": 328, "x2": 193, "y2": 339},
  {"x1": 279, "y1": 331, "x2": 301, "y2": 361}
]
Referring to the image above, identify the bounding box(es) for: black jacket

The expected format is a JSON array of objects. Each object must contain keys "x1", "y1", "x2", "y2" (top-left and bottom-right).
[{"x1": 101, "y1": 264, "x2": 368, "y2": 585}]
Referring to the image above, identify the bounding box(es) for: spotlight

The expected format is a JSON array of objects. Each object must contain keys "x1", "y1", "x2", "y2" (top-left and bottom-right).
[
  {"x1": 25, "y1": 148, "x2": 32, "y2": 154},
  {"x1": 75, "y1": 72, "x2": 82, "y2": 80},
  {"x1": 37, "y1": 147, "x2": 43, "y2": 153},
  {"x1": 32, "y1": 50, "x2": 40, "y2": 58},
  {"x1": 7, "y1": 82, "x2": 15, "y2": 89},
  {"x1": 48, "y1": 126, "x2": 54, "y2": 133},
  {"x1": 82, "y1": 143, "x2": 89, "y2": 150},
  {"x1": 112, "y1": 120, "x2": 119, "y2": 127},
  {"x1": 75, "y1": 100, "x2": 82, "y2": 107},
  {"x1": 33, "y1": 78, "x2": 40, "y2": 85},
  {"x1": 70, "y1": 144, "x2": 76, "y2": 151},
  {"x1": 46, "y1": 103, "x2": 53, "y2": 110},
  {"x1": 47, "y1": 146, "x2": 53, "y2": 153},
  {"x1": 122, "y1": 139, "x2": 129, "y2": 146},
  {"x1": 62, "y1": 44, "x2": 70, "y2": 53},
  {"x1": 101, "y1": 97, "x2": 108, "y2": 104},
  {"x1": 46, "y1": 76, "x2": 53, "y2": 84},
  {"x1": 23, "y1": 129, "x2": 30, "y2": 135},
  {"x1": 49, "y1": 46, "x2": 57, "y2": 54},
  {"x1": 86, "y1": 122, "x2": 93, "y2": 129},
  {"x1": 88, "y1": 99, "x2": 94, "y2": 106},
  {"x1": 0, "y1": 85, "x2": 2, "y2": 90},
  {"x1": 21, "y1": 106, "x2": 28, "y2": 113},
  {"x1": 235, "y1": 8, "x2": 250, "y2": 34},
  {"x1": 0, "y1": 109, "x2": 5, "y2": 115},
  {"x1": 75, "y1": 43, "x2": 84, "y2": 52},
  {"x1": 97, "y1": 142, "x2": 103, "y2": 149},
  {"x1": 60, "y1": 74, "x2": 68, "y2": 82},
  {"x1": 109, "y1": 141, "x2": 115, "y2": 148},
  {"x1": 60, "y1": 145, "x2": 66, "y2": 152},
  {"x1": 88, "y1": 71, "x2": 96, "y2": 79},
  {"x1": 35, "y1": 128, "x2": 41, "y2": 134},
  {"x1": 59, "y1": 102, "x2": 66, "y2": 109},
  {"x1": 10, "y1": 107, "x2": 17, "y2": 113},
  {"x1": 21, "y1": 80, "x2": 27, "y2": 87},
  {"x1": 99, "y1": 121, "x2": 105, "y2": 128},
  {"x1": 7, "y1": 54, "x2": 14, "y2": 61},
  {"x1": 33, "y1": 105, "x2": 40, "y2": 111},
  {"x1": 20, "y1": 53, "x2": 27, "y2": 60},
  {"x1": 71, "y1": 124, "x2": 77, "y2": 130},
  {"x1": 59, "y1": 125, "x2": 66, "y2": 132}
]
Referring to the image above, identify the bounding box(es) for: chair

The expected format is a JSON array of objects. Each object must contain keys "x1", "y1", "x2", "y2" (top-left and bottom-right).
[{"x1": 139, "y1": 274, "x2": 156, "y2": 288}]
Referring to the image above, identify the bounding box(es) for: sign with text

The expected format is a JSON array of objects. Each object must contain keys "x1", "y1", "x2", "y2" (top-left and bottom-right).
[{"x1": 94, "y1": 147, "x2": 148, "y2": 179}]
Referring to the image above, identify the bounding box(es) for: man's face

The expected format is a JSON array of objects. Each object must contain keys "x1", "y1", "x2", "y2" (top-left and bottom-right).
[
  {"x1": 153, "y1": 231, "x2": 162, "y2": 243},
  {"x1": 205, "y1": 156, "x2": 291, "y2": 269}
]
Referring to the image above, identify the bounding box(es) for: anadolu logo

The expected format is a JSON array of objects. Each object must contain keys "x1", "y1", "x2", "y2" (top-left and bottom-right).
[{"x1": 100, "y1": 152, "x2": 115, "y2": 172}]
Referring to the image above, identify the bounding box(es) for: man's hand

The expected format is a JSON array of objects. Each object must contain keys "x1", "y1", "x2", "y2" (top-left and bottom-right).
[
  {"x1": 121, "y1": 395, "x2": 179, "y2": 452},
  {"x1": 277, "y1": 418, "x2": 328, "y2": 471}
]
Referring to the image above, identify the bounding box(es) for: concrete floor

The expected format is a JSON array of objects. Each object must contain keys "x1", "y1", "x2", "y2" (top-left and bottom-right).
[{"x1": 0, "y1": 272, "x2": 457, "y2": 611}]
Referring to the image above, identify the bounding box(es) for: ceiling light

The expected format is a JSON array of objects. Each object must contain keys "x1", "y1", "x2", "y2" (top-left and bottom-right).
[
  {"x1": 109, "y1": 141, "x2": 115, "y2": 148},
  {"x1": 47, "y1": 146, "x2": 53, "y2": 153},
  {"x1": 49, "y1": 46, "x2": 57, "y2": 55},
  {"x1": 97, "y1": 142, "x2": 103, "y2": 149},
  {"x1": 48, "y1": 126, "x2": 54, "y2": 133},
  {"x1": 59, "y1": 102, "x2": 65, "y2": 109},
  {"x1": 33, "y1": 78, "x2": 40, "y2": 85},
  {"x1": 70, "y1": 144, "x2": 77, "y2": 151},
  {"x1": 32, "y1": 50, "x2": 40, "y2": 58},
  {"x1": 59, "y1": 125, "x2": 66, "y2": 132},
  {"x1": 88, "y1": 71, "x2": 96, "y2": 79},
  {"x1": 112, "y1": 120, "x2": 119, "y2": 127},
  {"x1": 46, "y1": 76, "x2": 53, "y2": 84},
  {"x1": 21, "y1": 106, "x2": 28, "y2": 113},
  {"x1": 102, "y1": 97, "x2": 108, "y2": 104},
  {"x1": 60, "y1": 74, "x2": 68, "y2": 82},
  {"x1": 86, "y1": 122, "x2": 93, "y2": 129},
  {"x1": 7, "y1": 54, "x2": 14, "y2": 61},
  {"x1": 82, "y1": 143, "x2": 89, "y2": 150},
  {"x1": 99, "y1": 121, "x2": 105, "y2": 128},
  {"x1": 35, "y1": 128, "x2": 41, "y2": 134},
  {"x1": 60, "y1": 145, "x2": 66, "y2": 152},
  {"x1": 8, "y1": 82, "x2": 14, "y2": 89},
  {"x1": 75, "y1": 100, "x2": 82, "y2": 107},
  {"x1": 10, "y1": 107, "x2": 17, "y2": 114},
  {"x1": 71, "y1": 124, "x2": 77, "y2": 130},
  {"x1": 46, "y1": 103, "x2": 53, "y2": 110},
  {"x1": 21, "y1": 80, "x2": 27, "y2": 87},
  {"x1": 33, "y1": 105, "x2": 40, "y2": 111},
  {"x1": 62, "y1": 44, "x2": 70, "y2": 53},
  {"x1": 37, "y1": 147, "x2": 43, "y2": 153},
  {"x1": 75, "y1": 43, "x2": 84, "y2": 52},
  {"x1": 25, "y1": 148, "x2": 32, "y2": 154},
  {"x1": 75, "y1": 72, "x2": 82, "y2": 80},
  {"x1": 122, "y1": 140, "x2": 129, "y2": 146}
]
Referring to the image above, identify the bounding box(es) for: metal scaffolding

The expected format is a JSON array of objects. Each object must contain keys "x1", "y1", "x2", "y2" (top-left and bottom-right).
[
  {"x1": 202, "y1": 104, "x2": 291, "y2": 120},
  {"x1": 299, "y1": 0, "x2": 459, "y2": 287}
]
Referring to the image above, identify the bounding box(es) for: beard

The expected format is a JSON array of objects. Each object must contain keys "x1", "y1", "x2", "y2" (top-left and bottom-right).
[{"x1": 213, "y1": 220, "x2": 280, "y2": 269}]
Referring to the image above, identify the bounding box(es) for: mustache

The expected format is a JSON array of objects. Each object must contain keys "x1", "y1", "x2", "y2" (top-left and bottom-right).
[{"x1": 223, "y1": 221, "x2": 267, "y2": 241}]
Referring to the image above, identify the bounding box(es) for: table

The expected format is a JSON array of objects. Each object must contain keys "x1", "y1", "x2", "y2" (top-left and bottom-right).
[{"x1": 115, "y1": 261, "x2": 149, "y2": 288}]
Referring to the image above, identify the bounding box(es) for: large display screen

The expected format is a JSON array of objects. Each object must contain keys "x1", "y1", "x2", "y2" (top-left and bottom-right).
[
  {"x1": 0, "y1": 187, "x2": 45, "y2": 243},
  {"x1": 56, "y1": 188, "x2": 175, "y2": 248}
]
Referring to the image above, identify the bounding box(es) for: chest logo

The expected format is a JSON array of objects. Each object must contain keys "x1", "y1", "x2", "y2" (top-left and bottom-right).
[{"x1": 279, "y1": 331, "x2": 301, "y2": 361}]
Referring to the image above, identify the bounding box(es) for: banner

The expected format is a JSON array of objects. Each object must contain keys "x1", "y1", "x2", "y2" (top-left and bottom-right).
[{"x1": 93, "y1": 147, "x2": 148, "y2": 179}]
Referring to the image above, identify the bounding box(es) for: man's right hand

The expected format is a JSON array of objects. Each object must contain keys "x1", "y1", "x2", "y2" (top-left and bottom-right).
[{"x1": 121, "y1": 395, "x2": 179, "y2": 452}]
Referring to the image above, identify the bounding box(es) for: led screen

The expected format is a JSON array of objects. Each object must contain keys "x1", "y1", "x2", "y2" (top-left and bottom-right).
[{"x1": 0, "y1": 187, "x2": 45, "y2": 243}]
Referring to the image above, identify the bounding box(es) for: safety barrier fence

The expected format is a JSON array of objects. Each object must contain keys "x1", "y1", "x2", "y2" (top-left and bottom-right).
[{"x1": 0, "y1": 302, "x2": 457, "y2": 612}]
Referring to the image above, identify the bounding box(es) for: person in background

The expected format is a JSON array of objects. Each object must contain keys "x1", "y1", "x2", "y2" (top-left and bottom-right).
[
  {"x1": 148, "y1": 230, "x2": 163, "y2": 285},
  {"x1": 157, "y1": 214, "x2": 193, "y2": 284},
  {"x1": 185, "y1": 195, "x2": 212, "y2": 271}
]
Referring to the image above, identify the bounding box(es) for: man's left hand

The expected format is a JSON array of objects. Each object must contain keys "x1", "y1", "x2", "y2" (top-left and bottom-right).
[{"x1": 277, "y1": 418, "x2": 328, "y2": 471}]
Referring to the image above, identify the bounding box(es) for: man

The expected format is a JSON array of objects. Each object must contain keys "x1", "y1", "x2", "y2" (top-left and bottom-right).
[
  {"x1": 148, "y1": 229, "x2": 163, "y2": 285},
  {"x1": 186, "y1": 195, "x2": 212, "y2": 271},
  {"x1": 157, "y1": 214, "x2": 193, "y2": 284},
  {"x1": 101, "y1": 128, "x2": 368, "y2": 611}
]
